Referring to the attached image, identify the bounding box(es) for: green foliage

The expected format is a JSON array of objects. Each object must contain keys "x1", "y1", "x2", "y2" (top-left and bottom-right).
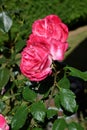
[
  {"x1": 32, "y1": 128, "x2": 42, "y2": 130},
  {"x1": 0, "y1": 11, "x2": 12, "y2": 33},
  {"x1": 54, "y1": 94, "x2": 61, "y2": 109},
  {"x1": 15, "y1": 40, "x2": 25, "y2": 53},
  {"x1": 0, "y1": 101, "x2": 5, "y2": 113},
  {"x1": 11, "y1": 105, "x2": 28, "y2": 130},
  {"x1": 30, "y1": 101, "x2": 46, "y2": 122},
  {"x1": 58, "y1": 75, "x2": 70, "y2": 89},
  {"x1": 68, "y1": 122, "x2": 84, "y2": 130},
  {"x1": 56, "y1": 0, "x2": 87, "y2": 27},
  {"x1": 0, "y1": 1, "x2": 86, "y2": 130},
  {"x1": 0, "y1": 0, "x2": 87, "y2": 36},
  {"x1": 65, "y1": 66, "x2": 87, "y2": 81},
  {"x1": 23, "y1": 87, "x2": 37, "y2": 102},
  {"x1": 60, "y1": 88, "x2": 77, "y2": 113},
  {"x1": 52, "y1": 118, "x2": 67, "y2": 130},
  {"x1": 47, "y1": 109, "x2": 58, "y2": 119},
  {"x1": 0, "y1": 68, "x2": 10, "y2": 90}
]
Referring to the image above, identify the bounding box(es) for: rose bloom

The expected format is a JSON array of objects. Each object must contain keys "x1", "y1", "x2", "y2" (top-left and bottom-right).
[
  {"x1": 20, "y1": 38, "x2": 52, "y2": 81},
  {"x1": 49, "y1": 39, "x2": 68, "y2": 61},
  {"x1": 27, "y1": 34, "x2": 50, "y2": 50},
  {"x1": 32, "y1": 14, "x2": 68, "y2": 42},
  {"x1": 0, "y1": 114, "x2": 9, "y2": 130},
  {"x1": 32, "y1": 14, "x2": 68, "y2": 61},
  {"x1": 27, "y1": 34, "x2": 68, "y2": 61}
]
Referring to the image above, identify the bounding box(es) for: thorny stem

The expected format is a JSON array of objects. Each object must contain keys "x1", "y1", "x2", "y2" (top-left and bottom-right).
[
  {"x1": 1, "y1": 93, "x2": 20, "y2": 102},
  {"x1": 47, "y1": 69, "x2": 60, "y2": 108}
]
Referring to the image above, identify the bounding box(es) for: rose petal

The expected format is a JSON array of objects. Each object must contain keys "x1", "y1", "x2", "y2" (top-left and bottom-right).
[
  {"x1": 50, "y1": 39, "x2": 68, "y2": 61},
  {"x1": 20, "y1": 45, "x2": 52, "y2": 81},
  {"x1": 0, "y1": 114, "x2": 9, "y2": 130}
]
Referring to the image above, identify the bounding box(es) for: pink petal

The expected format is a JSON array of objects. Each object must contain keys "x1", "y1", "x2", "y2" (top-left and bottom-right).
[
  {"x1": 0, "y1": 114, "x2": 6, "y2": 128},
  {"x1": 50, "y1": 40, "x2": 68, "y2": 61}
]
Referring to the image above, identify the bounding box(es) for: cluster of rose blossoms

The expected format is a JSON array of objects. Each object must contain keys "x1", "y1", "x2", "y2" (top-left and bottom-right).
[
  {"x1": 0, "y1": 114, "x2": 9, "y2": 130},
  {"x1": 20, "y1": 15, "x2": 69, "y2": 81}
]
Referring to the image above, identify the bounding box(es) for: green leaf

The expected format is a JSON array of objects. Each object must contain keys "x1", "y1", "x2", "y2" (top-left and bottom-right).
[
  {"x1": 65, "y1": 66, "x2": 87, "y2": 81},
  {"x1": 27, "y1": 128, "x2": 30, "y2": 130},
  {"x1": 0, "y1": 101, "x2": 5, "y2": 113},
  {"x1": 11, "y1": 105, "x2": 28, "y2": 130},
  {"x1": 0, "y1": 57, "x2": 7, "y2": 64},
  {"x1": 30, "y1": 101, "x2": 46, "y2": 122},
  {"x1": 52, "y1": 118, "x2": 67, "y2": 130},
  {"x1": 0, "y1": 68, "x2": 10, "y2": 90},
  {"x1": 23, "y1": 87, "x2": 36, "y2": 102},
  {"x1": 47, "y1": 109, "x2": 57, "y2": 119},
  {"x1": 15, "y1": 40, "x2": 25, "y2": 53},
  {"x1": 60, "y1": 88, "x2": 77, "y2": 113},
  {"x1": 0, "y1": 13, "x2": 4, "y2": 32},
  {"x1": 68, "y1": 122, "x2": 84, "y2": 130},
  {"x1": 0, "y1": 12, "x2": 12, "y2": 33},
  {"x1": 58, "y1": 75, "x2": 70, "y2": 89},
  {"x1": 32, "y1": 128, "x2": 42, "y2": 130},
  {"x1": 54, "y1": 94, "x2": 60, "y2": 109}
]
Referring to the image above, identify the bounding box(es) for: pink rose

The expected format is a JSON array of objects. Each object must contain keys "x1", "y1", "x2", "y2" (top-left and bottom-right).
[
  {"x1": 49, "y1": 39, "x2": 68, "y2": 61},
  {"x1": 20, "y1": 39, "x2": 52, "y2": 81},
  {"x1": 20, "y1": 14, "x2": 69, "y2": 81},
  {"x1": 27, "y1": 34, "x2": 50, "y2": 51},
  {"x1": 32, "y1": 14, "x2": 68, "y2": 42},
  {"x1": 0, "y1": 114, "x2": 9, "y2": 130},
  {"x1": 27, "y1": 34, "x2": 68, "y2": 61},
  {"x1": 32, "y1": 14, "x2": 69, "y2": 61}
]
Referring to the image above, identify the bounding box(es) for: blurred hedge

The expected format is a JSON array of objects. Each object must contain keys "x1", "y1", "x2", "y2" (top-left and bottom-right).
[
  {"x1": 56, "y1": 0, "x2": 87, "y2": 29},
  {"x1": 0, "y1": 0, "x2": 87, "y2": 37}
]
